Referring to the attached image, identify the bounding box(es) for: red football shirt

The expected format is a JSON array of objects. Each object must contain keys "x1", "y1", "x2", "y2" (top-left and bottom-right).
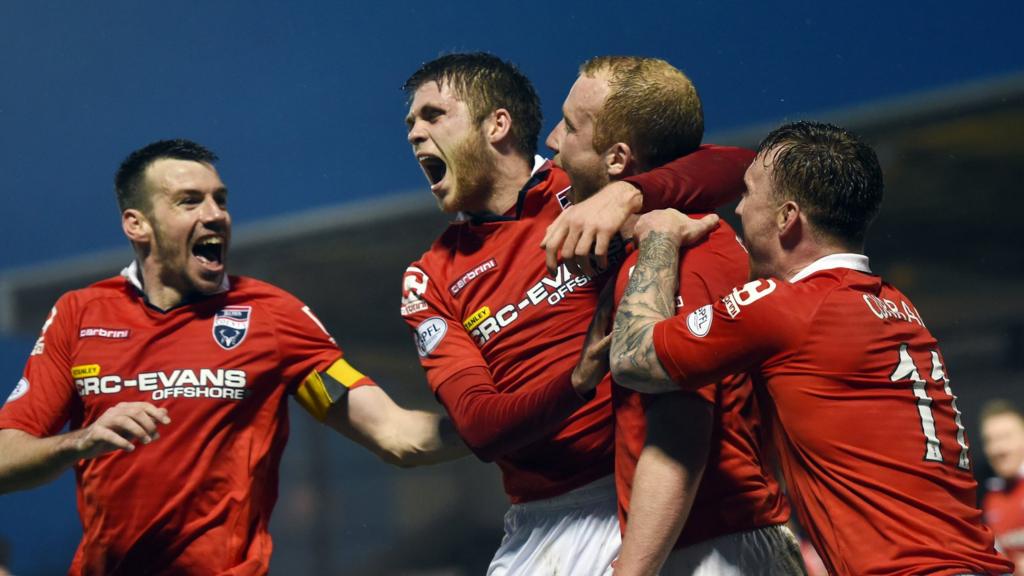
[
  {"x1": 0, "y1": 268, "x2": 343, "y2": 575},
  {"x1": 651, "y1": 254, "x2": 1012, "y2": 575},
  {"x1": 612, "y1": 220, "x2": 789, "y2": 548},
  {"x1": 402, "y1": 147, "x2": 752, "y2": 503},
  {"x1": 984, "y1": 474, "x2": 1024, "y2": 568}
]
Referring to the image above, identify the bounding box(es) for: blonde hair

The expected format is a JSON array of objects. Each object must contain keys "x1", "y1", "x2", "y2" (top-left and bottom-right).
[{"x1": 580, "y1": 56, "x2": 703, "y2": 171}]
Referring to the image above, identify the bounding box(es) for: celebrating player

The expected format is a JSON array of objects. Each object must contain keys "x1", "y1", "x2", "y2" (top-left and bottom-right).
[
  {"x1": 401, "y1": 52, "x2": 752, "y2": 574},
  {"x1": 546, "y1": 55, "x2": 803, "y2": 576},
  {"x1": 610, "y1": 121, "x2": 1013, "y2": 575},
  {"x1": 980, "y1": 399, "x2": 1024, "y2": 573},
  {"x1": 0, "y1": 140, "x2": 461, "y2": 574}
]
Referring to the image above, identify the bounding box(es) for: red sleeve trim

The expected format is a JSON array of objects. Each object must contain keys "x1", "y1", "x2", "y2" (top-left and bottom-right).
[
  {"x1": 653, "y1": 319, "x2": 689, "y2": 388},
  {"x1": 434, "y1": 366, "x2": 586, "y2": 461},
  {"x1": 349, "y1": 376, "x2": 376, "y2": 390}
]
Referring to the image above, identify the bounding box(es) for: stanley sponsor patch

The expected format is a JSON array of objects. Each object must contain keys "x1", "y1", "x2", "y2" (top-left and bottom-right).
[
  {"x1": 463, "y1": 306, "x2": 491, "y2": 331},
  {"x1": 72, "y1": 364, "x2": 101, "y2": 379}
]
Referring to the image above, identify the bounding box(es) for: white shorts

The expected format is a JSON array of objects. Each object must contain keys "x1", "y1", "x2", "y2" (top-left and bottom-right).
[
  {"x1": 659, "y1": 524, "x2": 807, "y2": 576},
  {"x1": 487, "y1": 475, "x2": 621, "y2": 576}
]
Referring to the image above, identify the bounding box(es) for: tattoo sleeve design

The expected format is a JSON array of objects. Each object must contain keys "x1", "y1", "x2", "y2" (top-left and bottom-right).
[{"x1": 610, "y1": 231, "x2": 680, "y2": 393}]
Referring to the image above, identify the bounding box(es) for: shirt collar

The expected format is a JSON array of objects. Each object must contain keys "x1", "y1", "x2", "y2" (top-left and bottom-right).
[
  {"x1": 789, "y1": 253, "x2": 871, "y2": 283},
  {"x1": 120, "y1": 260, "x2": 230, "y2": 297},
  {"x1": 460, "y1": 155, "x2": 551, "y2": 224}
]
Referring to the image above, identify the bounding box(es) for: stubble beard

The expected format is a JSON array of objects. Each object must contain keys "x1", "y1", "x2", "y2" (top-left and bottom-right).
[
  {"x1": 448, "y1": 130, "x2": 497, "y2": 213},
  {"x1": 150, "y1": 222, "x2": 222, "y2": 297}
]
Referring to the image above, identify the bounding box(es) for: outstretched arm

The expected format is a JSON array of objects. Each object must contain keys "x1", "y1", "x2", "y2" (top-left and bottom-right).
[
  {"x1": 610, "y1": 211, "x2": 718, "y2": 394},
  {"x1": 0, "y1": 402, "x2": 170, "y2": 493},
  {"x1": 324, "y1": 385, "x2": 466, "y2": 467},
  {"x1": 296, "y1": 358, "x2": 466, "y2": 467}
]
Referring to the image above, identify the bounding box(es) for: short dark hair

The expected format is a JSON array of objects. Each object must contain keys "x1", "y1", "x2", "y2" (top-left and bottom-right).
[
  {"x1": 757, "y1": 121, "x2": 883, "y2": 248},
  {"x1": 403, "y1": 52, "x2": 541, "y2": 159},
  {"x1": 114, "y1": 139, "x2": 218, "y2": 214},
  {"x1": 981, "y1": 399, "x2": 1024, "y2": 424},
  {"x1": 581, "y1": 56, "x2": 703, "y2": 171}
]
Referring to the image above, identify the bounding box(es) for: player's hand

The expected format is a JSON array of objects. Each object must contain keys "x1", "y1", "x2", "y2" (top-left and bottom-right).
[
  {"x1": 542, "y1": 180, "x2": 643, "y2": 277},
  {"x1": 72, "y1": 402, "x2": 171, "y2": 460},
  {"x1": 572, "y1": 280, "x2": 616, "y2": 398},
  {"x1": 634, "y1": 209, "x2": 719, "y2": 248}
]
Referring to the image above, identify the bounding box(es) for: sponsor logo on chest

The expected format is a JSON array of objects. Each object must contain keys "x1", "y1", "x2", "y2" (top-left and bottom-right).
[
  {"x1": 73, "y1": 364, "x2": 251, "y2": 402},
  {"x1": 450, "y1": 258, "x2": 497, "y2": 296},
  {"x1": 79, "y1": 327, "x2": 131, "y2": 339},
  {"x1": 466, "y1": 263, "x2": 593, "y2": 346},
  {"x1": 213, "y1": 306, "x2": 251, "y2": 350}
]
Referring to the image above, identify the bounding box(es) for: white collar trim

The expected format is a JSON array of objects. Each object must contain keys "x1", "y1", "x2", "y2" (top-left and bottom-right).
[
  {"x1": 120, "y1": 260, "x2": 230, "y2": 295},
  {"x1": 789, "y1": 253, "x2": 871, "y2": 283},
  {"x1": 532, "y1": 154, "x2": 548, "y2": 176}
]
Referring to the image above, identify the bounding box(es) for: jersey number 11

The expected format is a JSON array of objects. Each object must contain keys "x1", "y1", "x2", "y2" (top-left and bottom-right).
[{"x1": 890, "y1": 343, "x2": 970, "y2": 470}]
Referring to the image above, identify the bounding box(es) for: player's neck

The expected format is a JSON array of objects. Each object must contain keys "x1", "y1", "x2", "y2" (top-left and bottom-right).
[
  {"x1": 484, "y1": 155, "x2": 534, "y2": 215},
  {"x1": 780, "y1": 242, "x2": 861, "y2": 281},
  {"x1": 137, "y1": 262, "x2": 187, "y2": 311}
]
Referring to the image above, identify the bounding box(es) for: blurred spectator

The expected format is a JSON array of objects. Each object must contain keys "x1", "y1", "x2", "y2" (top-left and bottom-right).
[
  {"x1": 0, "y1": 536, "x2": 13, "y2": 576},
  {"x1": 981, "y1": 399, "x2": 1024, "y2": 573}
]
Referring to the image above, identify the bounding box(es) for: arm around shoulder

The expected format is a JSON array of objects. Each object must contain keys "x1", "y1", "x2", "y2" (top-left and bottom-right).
[{"x1": 624, "y1": 145, "x2": 755, "y2": 213}]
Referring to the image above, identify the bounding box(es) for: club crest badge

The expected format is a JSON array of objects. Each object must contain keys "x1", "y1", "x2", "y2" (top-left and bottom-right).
[{"x1": 213, "y1": 306, "x2": 252, "y2": 350}]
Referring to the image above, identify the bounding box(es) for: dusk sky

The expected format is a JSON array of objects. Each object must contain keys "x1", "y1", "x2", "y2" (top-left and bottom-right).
[{"x1": 1, "y1": 1, "x2": 1020, "y2": 271}]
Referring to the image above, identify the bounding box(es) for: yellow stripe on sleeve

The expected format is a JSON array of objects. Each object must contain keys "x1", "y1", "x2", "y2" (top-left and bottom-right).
[{"x1": 295, "y1": 358, "x2": 369, "y2": 422}]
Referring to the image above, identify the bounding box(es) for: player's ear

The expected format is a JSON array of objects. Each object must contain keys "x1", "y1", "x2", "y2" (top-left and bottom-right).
[
  {"x1": 604, "y1": 142, "x2": 634, "y2": 178},
  {"x1": 485, "y1": 108, "x2": 513, "y2": 145},
  {"x1": 122, "y1": 209, "x2": 152, "y2": 244},
  {"x1": 777, "y1": 200, "x2": 801, "y2": 238}
]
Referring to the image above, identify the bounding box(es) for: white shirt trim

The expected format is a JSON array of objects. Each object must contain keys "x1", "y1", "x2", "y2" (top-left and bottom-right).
[
  {"x1": 531, "y1": 154, "x2": 548, "y2": 176},
  {"x1": 120, "y1": 261, "x2": 230, "y2": 295},
  {"x1": 789, "y1": 253, "x2": 871, "y2": 283}
]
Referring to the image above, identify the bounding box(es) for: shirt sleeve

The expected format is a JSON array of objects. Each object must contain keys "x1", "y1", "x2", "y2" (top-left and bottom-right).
[
  {"x1": 400, "y1": 263, "x2": 488, "y2": 392},
  {"x1": 400, "y1": 262, "x2": 586, "y2": 461},
  {"x1": 673, "y1": 255, "x2": 725, "y2": 405},
  {"x1": 624, "y1": 145, "x2": 756, "y2": 213},
  {"x1": 0, "y1": 294, "x2": 79, "y2": 437},
  {"x1": 266, "y1": 291, "x2": 346, "y2": 394},
  {"x1": 653, "y1": 278, "x2": 800, "y2": 391},
  {"x1": 434, "y1": 366, "x2": 586, "y2": 461}
]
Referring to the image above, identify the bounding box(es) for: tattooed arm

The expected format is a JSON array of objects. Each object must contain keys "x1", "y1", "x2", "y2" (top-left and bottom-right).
[{"x1": 610, "y1": 210, "x2": 719, "y2": 394}]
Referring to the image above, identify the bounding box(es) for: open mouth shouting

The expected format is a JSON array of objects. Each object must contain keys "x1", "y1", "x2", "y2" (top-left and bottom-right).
[
  {"x1": 191, "y1": 234, "x2": 226, "y2": 272},
  {"x1": 417, "y1": 154, "x2": 448, "y2": 193}
]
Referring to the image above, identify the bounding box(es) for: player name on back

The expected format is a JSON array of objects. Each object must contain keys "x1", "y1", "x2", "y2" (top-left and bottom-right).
[{"x1": 862, "y1": 293, "x2": 925, "y2": 326}]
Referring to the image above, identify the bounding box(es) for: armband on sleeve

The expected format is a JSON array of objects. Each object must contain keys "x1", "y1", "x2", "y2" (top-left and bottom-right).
[{"x1": 295, "y1": 358, "x2": 375, "y2": 421}]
